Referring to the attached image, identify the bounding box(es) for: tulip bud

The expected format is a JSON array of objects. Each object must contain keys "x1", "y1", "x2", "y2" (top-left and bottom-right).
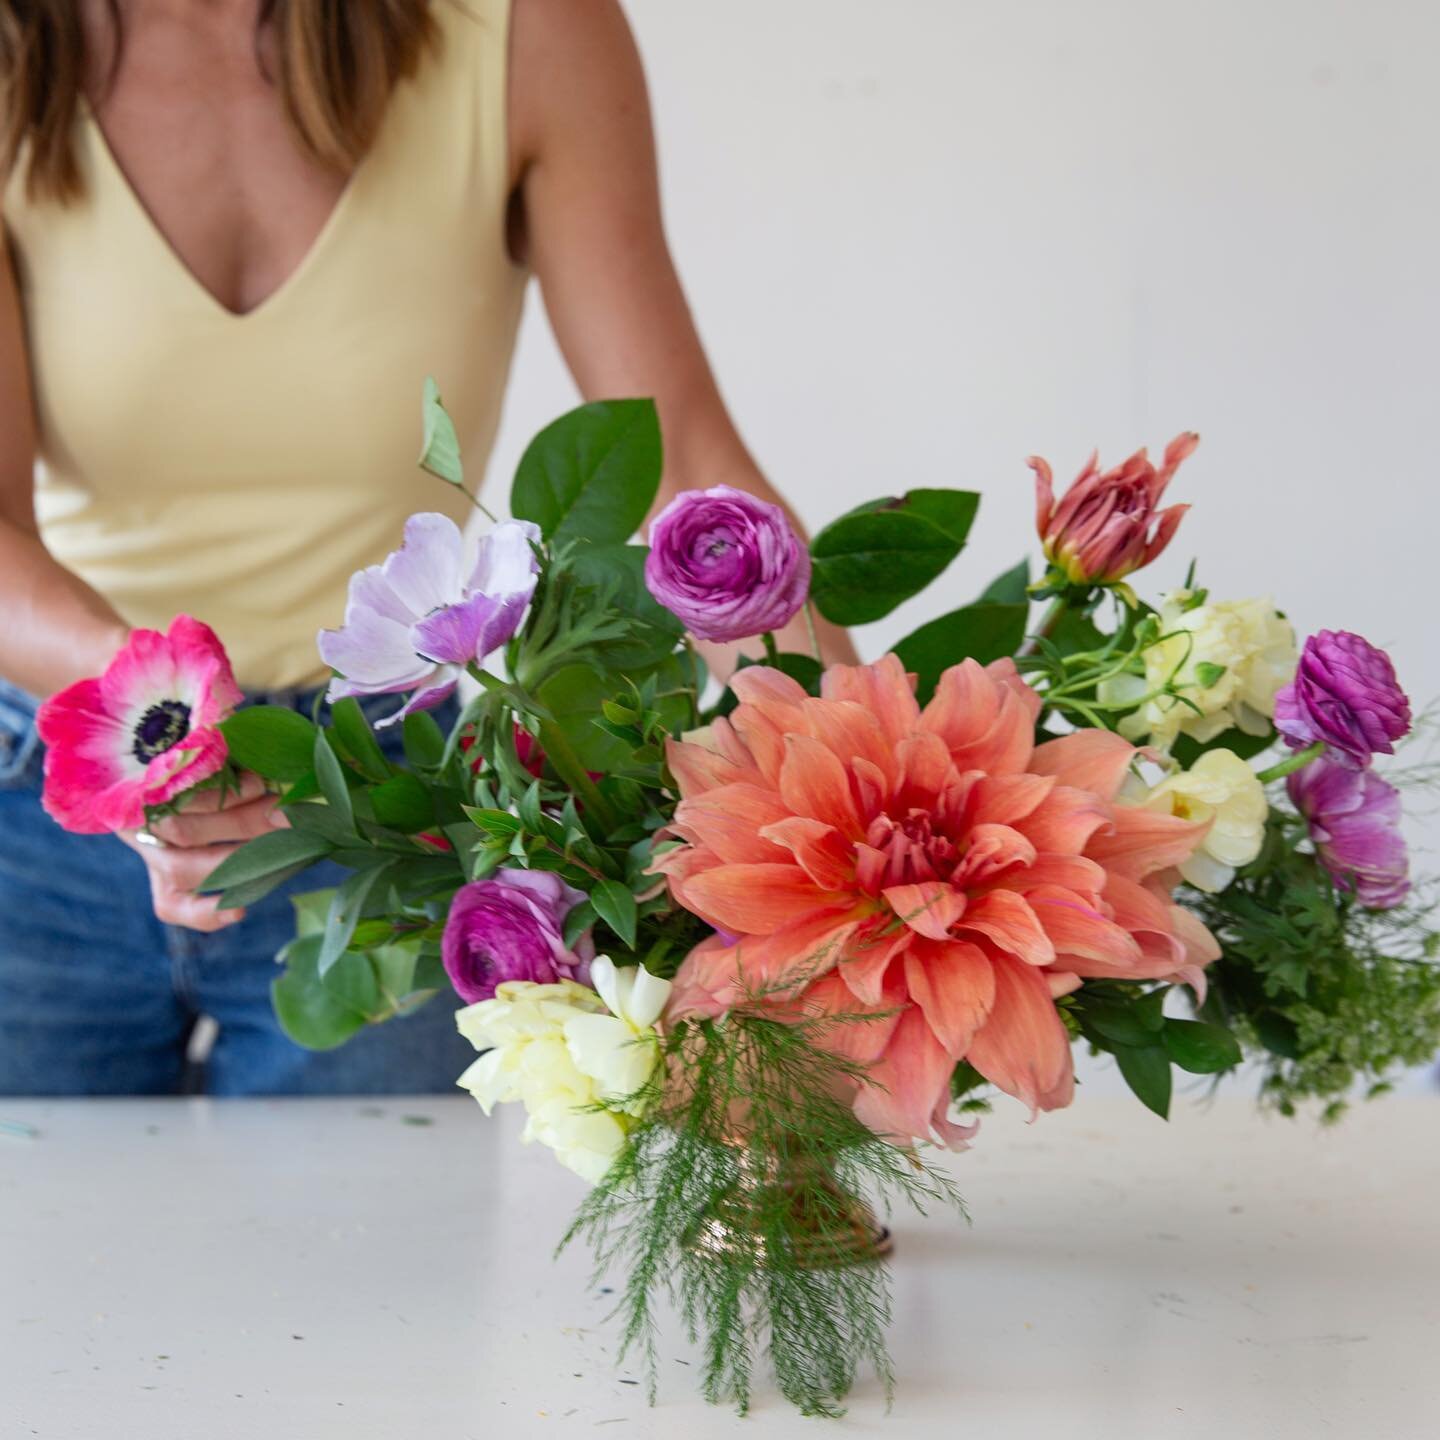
[{"x1": 1031, "y1": 433, "x2": 1198, "y2": 591}]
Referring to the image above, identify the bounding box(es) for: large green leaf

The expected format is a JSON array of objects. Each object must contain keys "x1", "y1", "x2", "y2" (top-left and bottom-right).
[
  {"x1": 402, "y1": 710, "x2": 447, "y2": 770},
  {"x1": 1115, "y1": 1043, "x2": 1173, "y2": 1119},
  {"x1": 313, "y1": 732, "x2": 355, "y2": 834},
  {"x1": 511, "y1": 400, "x2": 662, "y2": 544},
  {"x1": 841, "y1": 488, "x2": 980, "y2": 547},
  {"x1": 328, "y1": 698, "x2": 392, "y2": 783},
  {"x1": 980, "y1": 558, "x2": 1031, "y2": 604},
  {"x1": 809, "y1": 508, "x2": 964, "y2": 625},
  {"x1": 591, "y1": 878, "x2": 639, "y2": 950},
  {"x1": 317, "y1": 862, "x2": 395, "y2": 978},
  {"x1": 369, "y1": 772, "x2": 436, "y2": 832},
  {"x1": 272, "y1": 935, "x2": 369, "y2": 1051},
  {"x1": 535, "y1": 665, "x2": 638, "y2": 774},
  {"x1": 893, "y1": 601, "x2": 1029, "y2": 703},
  {"x1": 220, "y1": 706, "x2": 318, "y2": 782},
  {"x1": 1162, "y1": 1019, "x2": 1243, "y2": 1074},
  {"x1": 199, "y1": 828, "x2": 334, "y2": 896}
]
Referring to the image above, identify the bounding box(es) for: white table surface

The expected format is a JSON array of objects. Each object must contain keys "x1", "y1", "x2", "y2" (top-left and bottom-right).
[{"x1": 2, "y1": 1093, "x2": 1437, "y2": 1439}]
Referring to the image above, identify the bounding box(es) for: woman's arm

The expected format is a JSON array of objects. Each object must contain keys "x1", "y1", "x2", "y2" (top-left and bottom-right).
[
  {"x1": 506, "y1": 0, "x2": 855, "y2": 667},
  {"x1": 0, "y1": 237, "x2": 130, "y2": 696},
  {"x1": 0, "y1": 234, "x2": 281, "y2": 932}
]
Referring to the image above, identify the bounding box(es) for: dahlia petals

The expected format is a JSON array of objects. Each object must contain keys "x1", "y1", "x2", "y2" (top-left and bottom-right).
[
  {"x1": 1028, "y1": 884, "x2": 1142, "y2": 967},
  {"x1": 680, "y1": 862, "x2": 849, "y2": 935},
  {"x1": 903, "y1": 939, "x2": 994, "y2": 1055},
  {"x1": 1086, "y1": 805, "x2": 1209, "y2": 882},
  {"x1": 819, "y1": 653, "x2": 920, "y2": 744},
  {"x1": 1030, "y1": 729, "x2": 1137, "y2": 802},
  {"x1": 853, "y1": 1006, "x2": 955, "y2": 1145},
  {"x1": 883, "y1": 881, "x2": 966, "y2": 940},
  {"x1": 958, "y1": 890, "x2": 1056, "y2": 966},
  {"x1": 759, "y1": 816, "x2": 856, "y2": 889},
  {"x1": 964, "y1": 955, "x2": 1075, "y2": 1117},
  {"x1": 679, "y1": 784, "x2": 795, "y2": 864},
  {"x1": 779, "y1": 733, "x2": 863, "y2": 838}
]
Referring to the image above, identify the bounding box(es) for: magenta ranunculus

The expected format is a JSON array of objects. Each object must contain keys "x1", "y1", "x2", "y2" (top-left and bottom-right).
[
  {"x1": 644, "y1": 485, "x2": 810, "y2": 643},
  {"x1": 37, "y1": 616, "x2": 241, "y2": 835},
  {"x1": 1288, "y1": 756, "x2": 1410, "y2": 909},
  {"x1": 1274, "y1": 630, "x2": 1411, "y2": 769},
  {"x1": 441, "y1": 870, "x2": 595, "y2": 1003}
]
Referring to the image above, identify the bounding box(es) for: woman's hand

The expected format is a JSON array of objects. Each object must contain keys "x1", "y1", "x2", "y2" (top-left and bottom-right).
[{"x1": 118, "y1": 773, "x2": 288, "y2": 933}]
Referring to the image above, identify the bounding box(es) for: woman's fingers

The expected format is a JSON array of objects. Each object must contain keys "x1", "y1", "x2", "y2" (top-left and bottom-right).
[
  {"x1": 120, "y1": 771, "x2": 283, "y2": 930},
  {"x1": 149, "y1": 792, "x2": 288, "y2": 848},
  {"x1": 119, "y1": 834, "x2": 250, "y2": 932},
  {"x1": 147, "y1": 878, "x2": 246, "y2": 933}
]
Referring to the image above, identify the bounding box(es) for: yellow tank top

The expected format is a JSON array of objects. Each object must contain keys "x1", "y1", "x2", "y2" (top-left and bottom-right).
[{"x1": 3, "y1": 0, "x2": 527, "y2": 691}]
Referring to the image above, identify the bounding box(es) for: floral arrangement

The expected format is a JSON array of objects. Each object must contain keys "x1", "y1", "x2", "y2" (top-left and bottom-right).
[{"x1": 38, "y1": 388, "x2": 1440, "y2": 1414}]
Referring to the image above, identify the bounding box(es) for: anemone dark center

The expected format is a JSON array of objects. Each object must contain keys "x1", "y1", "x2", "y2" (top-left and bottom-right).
[{"x1": 132, "y1": 700, "x2": 192, "y2": 763}]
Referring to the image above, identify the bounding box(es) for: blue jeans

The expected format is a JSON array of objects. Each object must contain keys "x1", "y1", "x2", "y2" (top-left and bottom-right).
[{"x1": 0, "y1": 681, "x2": 476, "y2": 1096}]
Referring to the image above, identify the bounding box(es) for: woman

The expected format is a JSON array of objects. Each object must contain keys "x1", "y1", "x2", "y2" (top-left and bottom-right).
[{"x1": 0, "y1": 0, "x2": 844, "y2": 1095}]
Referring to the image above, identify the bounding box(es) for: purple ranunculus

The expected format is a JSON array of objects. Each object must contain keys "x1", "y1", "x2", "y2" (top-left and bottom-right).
[
  {"x1": 1274, "y1": 630, "x2": 1411, "y2": 768},
  {"x1": 1288, "y1": 757, "x2": 1411, "y2": 909},
  {"x1": 644, "y1": 485, "x2": 810, "y2": 643},
  {"x1": 318, "y1": 513, "x2": 539, "y2": 726},
  {"x1": 441, "y1": 870, "x2": 595, "y2": 1004}
]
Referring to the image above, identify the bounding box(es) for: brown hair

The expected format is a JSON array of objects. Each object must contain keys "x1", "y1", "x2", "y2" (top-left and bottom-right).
[{"x1": 0, "y1": 0, "x2": 440, "y2": 203}]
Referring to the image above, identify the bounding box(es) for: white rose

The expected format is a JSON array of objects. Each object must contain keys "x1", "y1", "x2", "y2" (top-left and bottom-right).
[
  {"x1": 1099, "y1": 592, "x2": 1297, "y2": 752},
  {"x1": 1130, "y1": 748, "x2": 1269, "y2": 892},
  {"x1": 454, "y1": 962, "x2": 672, "y2": 1184}
]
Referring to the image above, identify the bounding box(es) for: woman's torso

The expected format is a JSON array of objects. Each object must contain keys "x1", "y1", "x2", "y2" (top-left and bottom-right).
[{"x1": 3, "y1": 0, "x2": 527, "y2": 691}]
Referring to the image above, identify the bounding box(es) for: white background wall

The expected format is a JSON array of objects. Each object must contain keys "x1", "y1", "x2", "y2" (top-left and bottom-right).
[{"x1": 484, "y1": 1, "x2": 1439, "y2": 1094}]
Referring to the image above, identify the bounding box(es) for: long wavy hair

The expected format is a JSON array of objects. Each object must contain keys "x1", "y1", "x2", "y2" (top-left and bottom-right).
[{"x1": 0, "y1": 0, "x2": 440, "y2": 203}]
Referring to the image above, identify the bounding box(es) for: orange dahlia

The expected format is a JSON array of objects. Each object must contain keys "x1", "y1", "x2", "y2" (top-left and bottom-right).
[{"x1": 656, "y1": 655, "x2": 1220, "y2": 1147}]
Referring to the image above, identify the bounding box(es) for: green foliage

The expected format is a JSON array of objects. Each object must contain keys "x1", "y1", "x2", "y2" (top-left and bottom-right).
[
  {"x1": 401, "y1": 710, "x2": 447, "y2": 769},
  {"x1": 198, "y1": 828, "x2": 334, "y2": 908},
  {"x1": 562, "y1": 1010, "x2": 964, "y2": 1416},
  {"x1": 220, "y1": 705, "x2": 318, "y2": 781},
  {"x1": 1066, "y1": 981, "x2": 1242, "y2": 1120},
  {"x1": 313, "y1": 731, "x2": 355, "y2": 834},
  {"x1": 418, "y1": 377, "x2": 465, "y2": 486},
  {"x1": 329, "y1": 697, "x2": 392, "y2": 783},
  {"x1": 566, "y1": 542, "x2": 684, "y2": 671},
  {"x1": 808, "y1": 488, "x2": 977, "y2": 625},
  {"x1": 511, "y1": 399, "x2": 662, "y2": 545},
  {"x1": 979, "y1": 558, "x2": 1031, "y2": 604},
  {"x1": 272, "y1": 890, "x2": 438, "y2": 1050},
  {"x1": 1195, "y1": 808, "x2": 1440, "y2": 1121}
]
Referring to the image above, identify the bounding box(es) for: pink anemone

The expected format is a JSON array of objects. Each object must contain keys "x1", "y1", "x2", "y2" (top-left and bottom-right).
[{"x1": 37, "y1": 616, "x2": 241, "y2": 834}]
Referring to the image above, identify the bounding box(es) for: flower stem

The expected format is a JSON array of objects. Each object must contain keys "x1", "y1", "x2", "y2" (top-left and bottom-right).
[
  {"x1": 1257, "y1": 741, "x2": 1326, "y2": 784},
  {"x1": 1023, "y1": 596, "x2": 1069, "y2": 656},
  {"x1": 535, "y1": 718, "x2": 620, "y2": 834},
  {"x1": 762, "y1": 631, "x2": 780, "y2": 666},
  {"x1": 803, "y1": 603, "x2": 822, "y2": 664}
]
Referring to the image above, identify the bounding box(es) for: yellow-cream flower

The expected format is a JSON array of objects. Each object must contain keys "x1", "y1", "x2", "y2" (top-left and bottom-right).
[
  {"x1": 1099, "y1": 592, "x2": 1297, "y2": 752},
  {"x1": 1129, "y1": 748, "x2": 1269, "y2": 892},
  {"x1": 454, "y1": 960, "x2": 671, "y2": 1184}
]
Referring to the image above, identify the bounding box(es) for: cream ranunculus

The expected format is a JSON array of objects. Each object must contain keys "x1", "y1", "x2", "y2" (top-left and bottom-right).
[
  {"x1": 1131, "y1": 748, "x2": 1269, "y2": 892},
  {"x1": 1100, "y1": 592, "x2": 1297, "y2": 753},
  {"x1": 454, "y1": 961, "x2": 672, "y2": 1184}
]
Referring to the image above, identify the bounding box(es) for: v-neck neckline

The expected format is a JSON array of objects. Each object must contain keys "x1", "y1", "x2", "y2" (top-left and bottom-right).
[{"x1": 80, "y1": 98, "x2": 370, "y2": 323}]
